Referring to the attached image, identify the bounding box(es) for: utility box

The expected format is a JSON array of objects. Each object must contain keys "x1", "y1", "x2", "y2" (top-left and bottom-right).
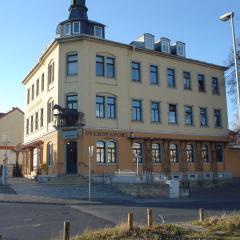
[{"x1": 169, "y1": 180, "x2": 180, "y2": 199}]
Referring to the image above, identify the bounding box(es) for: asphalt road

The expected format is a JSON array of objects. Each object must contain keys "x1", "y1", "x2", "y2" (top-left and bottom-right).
[{"x1": 0, "y1": 200, "x2": 239, "y2": 240}]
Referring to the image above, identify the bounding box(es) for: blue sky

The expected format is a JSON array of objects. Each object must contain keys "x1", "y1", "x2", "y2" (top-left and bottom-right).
[{"x1": 0, "y1": 0, "x2": 239, "y2": 127}]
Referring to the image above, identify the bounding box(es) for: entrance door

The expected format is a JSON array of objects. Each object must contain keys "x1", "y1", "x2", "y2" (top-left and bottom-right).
[{"x1": 66, "y1": 141, "x2": 78, "y2": 174}]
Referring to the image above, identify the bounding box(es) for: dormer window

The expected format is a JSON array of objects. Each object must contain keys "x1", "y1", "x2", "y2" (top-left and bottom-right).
[
  {"x1": 64, "y1": 23, "x2": 71, "y2": 36},
  {"x1": 145, "y1": 37, "x2": 154, "y2": 50},
  {"x1": 94, "y1": 26, "x2": 103, "y2": 38},
  {"x1": 176, "y1": 43, "x2": 186, "y2": 57},
  {"x1": 72, "y1": 21, "x2": 81, "y2": 34},
  {"x1": 161, "y1": 40, "x2": 170, "y2": 53}
]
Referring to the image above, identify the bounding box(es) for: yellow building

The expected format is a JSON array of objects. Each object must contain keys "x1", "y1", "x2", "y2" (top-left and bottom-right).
[
  {"x1": 22, "y1": 0, "x2": 231, "y2": 181},
  {"x1": 0, "y1": 107, "x2": 24, "y2": 176}
]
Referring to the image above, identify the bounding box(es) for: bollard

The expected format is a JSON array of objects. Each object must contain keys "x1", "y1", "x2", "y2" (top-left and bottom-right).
[
  {"x1": 63, "y1": 221, "x2": 70, "y2": 240},
  {"x1": 0, "y1": 235, "x2": 2, "y2": 240},
  {"x1": 199, "y1": 208, "x2": 204, "y2": 222},
  {"x1": 128, "y1": 213, "x2": 133, "y2": 231},
  {"x1": 147, "y1": 209, "x2": 153, "y2": 228}
]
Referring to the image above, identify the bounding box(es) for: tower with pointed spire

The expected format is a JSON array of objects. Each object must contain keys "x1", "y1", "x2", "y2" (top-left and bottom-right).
[{"x1": 56, "y1": 0, "x2": 105, "y2": 39}]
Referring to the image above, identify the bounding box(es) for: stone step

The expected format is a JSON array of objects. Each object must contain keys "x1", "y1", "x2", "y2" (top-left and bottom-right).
[{"x1": 37, "y1": 175, "x2": 88, "y2": 185}]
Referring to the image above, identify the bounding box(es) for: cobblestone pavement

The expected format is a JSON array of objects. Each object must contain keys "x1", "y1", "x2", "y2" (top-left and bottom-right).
[{"x1": 8, "y1": 178, "x2": 135, "y2": 203}]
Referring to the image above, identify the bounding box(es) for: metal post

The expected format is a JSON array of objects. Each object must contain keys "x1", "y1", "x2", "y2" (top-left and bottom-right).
[
  {"x1": 88, "y1": 146, "x2": 91, "y2": 201},
  {"x1": 147, "y1": 209, "x2": 153, "y2": 228},
  {"x1": 136, "y1": 154, "x2": 139, "y2": 178},
  {"x1": 230, "y1": 15, "x2": 240, "y2": 124},
  {"x1": 128, "y1": 213, "x2": 133, "y2": 231},
  {"x1": 199, "y1": 208, "x2": 204, "y2": 222}
]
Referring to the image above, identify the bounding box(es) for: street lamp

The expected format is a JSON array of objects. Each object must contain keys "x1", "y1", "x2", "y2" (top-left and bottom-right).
[{"x1": 219, "y1": 12, "x2": 240, "y2": 124}]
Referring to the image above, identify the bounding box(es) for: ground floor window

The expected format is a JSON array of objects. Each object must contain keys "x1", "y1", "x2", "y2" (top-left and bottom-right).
[
  {"x1": 47, "y1": 142, "x2": 53, "y2": 166},
  {"x1": 96, "y1": 140, "x2": 117, "y2": 163},
  {"x1": 202, "y1": 144, "x2": 209, "y2": 162},
  {"x1": 152, "y1": 143, "x2": 162, "y2": 163},
  {"x1": 216, "y1": 144, "x2": 224, "y2": 162},
  {"x1": 132, "y1": 142, "x2": 143, "y2": 163},
  {"x1": 186, "y1": 144, "x2": 194, "y2": 163},
  {"x1": 170, "y1": 144, "x2": 178, "y2": 163}
]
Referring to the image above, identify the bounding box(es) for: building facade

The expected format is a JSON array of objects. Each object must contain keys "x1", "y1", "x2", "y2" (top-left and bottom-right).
[
  {"x1": 22, "y1": 0, "x2": 230, "y2": 181},
  {"x1": 0, "y1": 107, "x2": 24, "y2": 176}
]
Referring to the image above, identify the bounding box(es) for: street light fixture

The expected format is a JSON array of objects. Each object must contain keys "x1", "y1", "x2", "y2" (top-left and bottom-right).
[{"x1": 219, "y1": 12, "x2": 240, "y2": 125}]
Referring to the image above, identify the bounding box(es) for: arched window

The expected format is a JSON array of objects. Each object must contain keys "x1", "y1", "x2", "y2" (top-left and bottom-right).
[
  {"x1": 107, "y1": 141, "x2": 116, "y2": 163},
  {"x1": 47, "y1": 142, "x2": 53, "y2": 166},
  {"x1": 170, "y1": 144, "x2": 178, "y2": 163},
  {"x1": 216, "y1": 144, "x2": 224, "y2": 163},
  {"x1": 186, "y1": 144, "x2": 194, "y2": 163},
  {"x1": 96, "y1": 141, "x2": 105, "y2": 163},
  {"x1": 132, "y1": 143, "x2": 143, "y2": 163},
  {"x1": 202, "y1": 144, "x2": 209, "y2": 163},
  {"x1": 152, "y1": 143, "x2": 161, "y2": 163}
]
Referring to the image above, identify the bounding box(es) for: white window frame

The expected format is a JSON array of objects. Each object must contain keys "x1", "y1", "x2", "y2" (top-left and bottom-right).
[
  {"x1": 177, "y1": 44, "x2": 185, "y2": 57},
  {"x1": 94, "y1": 26, "x2": 103, "y2": 38},
  {"x1": 162, "y1": 41, "x2": 170, "y2": 53},
  {"x1": 64, "y1": 23, "x2": 71, "y2": 36},
  {"x1": 145, "y1": 37, "x2": 154, "y2": 50},
  {"x1": 72, "y1": 21, "x2": 81, "y2": 34}
]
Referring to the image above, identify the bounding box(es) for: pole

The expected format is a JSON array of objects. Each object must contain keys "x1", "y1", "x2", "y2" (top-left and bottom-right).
[
  {"x1": 88, "y1": 146, "x2": 91, "y2": 201},
  {"x1": 136, "y1": 155, "x2": 139, "y2": 178},
  {"x1": 63, "y1": 221, "x2": 70, "y2": 240},
  {"x1": 230, "y1": 15, "x2": 240, "y2": 124}
]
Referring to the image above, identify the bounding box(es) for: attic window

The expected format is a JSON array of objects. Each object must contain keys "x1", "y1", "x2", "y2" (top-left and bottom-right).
[
  {"x1": 64, "y1": 23, "x2": 71, "y2": 36},
  {"x1": 94, "y1": 26, "x2": 103, "y2": 38},
  {"x1": 72, "y1": 21, "x2": 80, "y2": 34},
  {"x1": 145, "y1": 37, "x2": 154, "y2": 50},
  {"x1": 177, "y1": 44, "x2": 185, "y2": 57},
  {"x1": 161, "y1": 40, "x2": 170, "y2": 53}
]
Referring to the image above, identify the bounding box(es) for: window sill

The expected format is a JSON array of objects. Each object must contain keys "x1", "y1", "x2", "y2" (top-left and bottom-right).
[
  {"x1": 200, "y1": 125, "x2": 209, "y2": 128},
  {"x1": 184, "y1": 124, "x2": 195, "y2": 127},
  {"x1": 184, "y1": 88, "x2": 192, "y2": 91},
  {"x1": 168, "y1": 122, "x2": 179, "y2": 126},
  {"x1": 131, "y1": 120, "x2": 144, "y2": 123},
  {"x1": 214, "y1": 126, "x2": 223, "y2": 129},
  {"x1": 97, "y1": 163, "x2": 117, "y2": 166},
  {"x1": 151, "y1": 121, "x2": 161, "y2": 124},
  {"x1": 131, "y1": 80, "x2": 142, "y2": 83}
]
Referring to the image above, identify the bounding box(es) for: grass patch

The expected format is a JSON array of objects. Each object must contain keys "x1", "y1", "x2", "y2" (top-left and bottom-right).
[{"x1": 72, "y1": 223, "x2": 202, "y2": 240}]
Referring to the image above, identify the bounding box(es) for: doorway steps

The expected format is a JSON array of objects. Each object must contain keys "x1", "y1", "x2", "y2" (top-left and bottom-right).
[{"x1": 37, "y1": 175, "x2": 88, "y2": 185}]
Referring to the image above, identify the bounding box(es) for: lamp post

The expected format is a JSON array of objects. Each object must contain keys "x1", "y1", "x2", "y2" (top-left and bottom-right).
[{"x1": 219, "y1": 12, "x2": 240, "y2": 124}]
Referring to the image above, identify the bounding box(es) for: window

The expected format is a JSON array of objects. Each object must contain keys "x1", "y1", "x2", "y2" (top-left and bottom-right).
[
  {"x1": 107, "y1": 97, "x2": 116, "y2": 119},
  {"x1": 26, "y1": 119, "x2": 29, "y2": 135},
  {"x1": 152, "y1": 143, "x2": 161, "y2": 163},
  {"x1": 67, "y1": 53, "x2": 78, "y2": 76},
  {"x1": 132, "y1": 100, "x2": 142, "y2": 121},
  {"x1": 67, "y1": 94, "x2": 78, "y2": 110},
  {"x1": 106, "y1": 57, "x2": 115, "y2": 78},
  {"x1": 150, "y1": 65, "x2": 159, "y2": 85},
  {"x1": 94, "y1": 26, "x2": 103, "y2": 38},
  {"x1": 183, "y1": 72, "x2": 191, "y2": 90},
  {"x1": 177, "y1": 44, "x2": 185, "y2": 57},
  {"x1": 170, "y1": 144, "x2": 178, "y2": 163},
  {"x1": 40, "y1": 108, "x2": 44, "y2": 128},
  {"x1": 216, "y1": 144, "x2": 223, "y2": 162},
  {"x1": 162, "y1": 40, "x2": 170, "y2": 53},
  {"x1": 96, "y1": 96, "x2": 105, "y2": 118},
  {"x1": 41, "y1": 73, "x2": 44, "y2": 92},
  {"x1": 30, "y1": 115, "x2": 34, "y2": 132},
  {"x1": 212, "y1": 77, "x2": 219, "y2": 95},
  {"x1": 35, "y1": 112, "x2": 39, "y2": 131},
  {"x1": 48, "y1": 61, "x2": 55, "y2": 86},
  {"x1": 107, "y1": 141, "x2": 117, "y2": 163},
  {"x1": 72, "y1": 21, "x2": 80, "y2": 34},
  {"x1": 202, "y1": 144, "x2": 209, "y2": 163},
  {"x1": 145, "y1": 37, "x2": 154, "y2": 49},
  {"x1": 31, "y1": 84, "x2": 34, "y2": 101},
  {"x1": 186, "y1": 144, "x2": 194, "y2": 163},
  {"x1": 96, "y1": 141, "x2": 105, "y2": 163},
  {"x1": 185, "y1": 106, "x2": 193, "y2": 125},
  {"x1": 167, "y1": 69, "x2": 175, "y2": 88},
  {"x1": 47, "y1": 100, "x2": 54, "y2": 123},
  {"x1": 64, "y1": 23, "x2": 71, "y2": 35},
  {"x1": 214, "y1": 109, "x2": 222, "y2": 127},
  {"x1": 27, "y1": 88, "x2": 30, "y2": 104},
  {"x1": 200, "y1": 108, "x2": 208, "y2": 127},
  {"x1": 168, "y1": 104, "x2": 177, "y2": 124},
  {"x1": 47, "y1": 142, "x2": 53, "y2": 166},
  {"x1": 131, "y1": 62, "x2": 141, "y2": 82},
  {"x1": 96, "y1": 141, "x2": 117, "y2": 163},
  {"x1": 198, "y1": 74, "x2": 205, "y2": 92},
  {"x1": 96, "y1": 55, "x2": 104, "y2": 76},
  {"x1": 151, "y1": 102, "x2": 160, "y2": 123},
  {"x1": 132, "y1": 143, "x2": 143, "y2": 163},
  {"x1": 36, "y1": 79, "x2": 39, "y2": 97}
]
